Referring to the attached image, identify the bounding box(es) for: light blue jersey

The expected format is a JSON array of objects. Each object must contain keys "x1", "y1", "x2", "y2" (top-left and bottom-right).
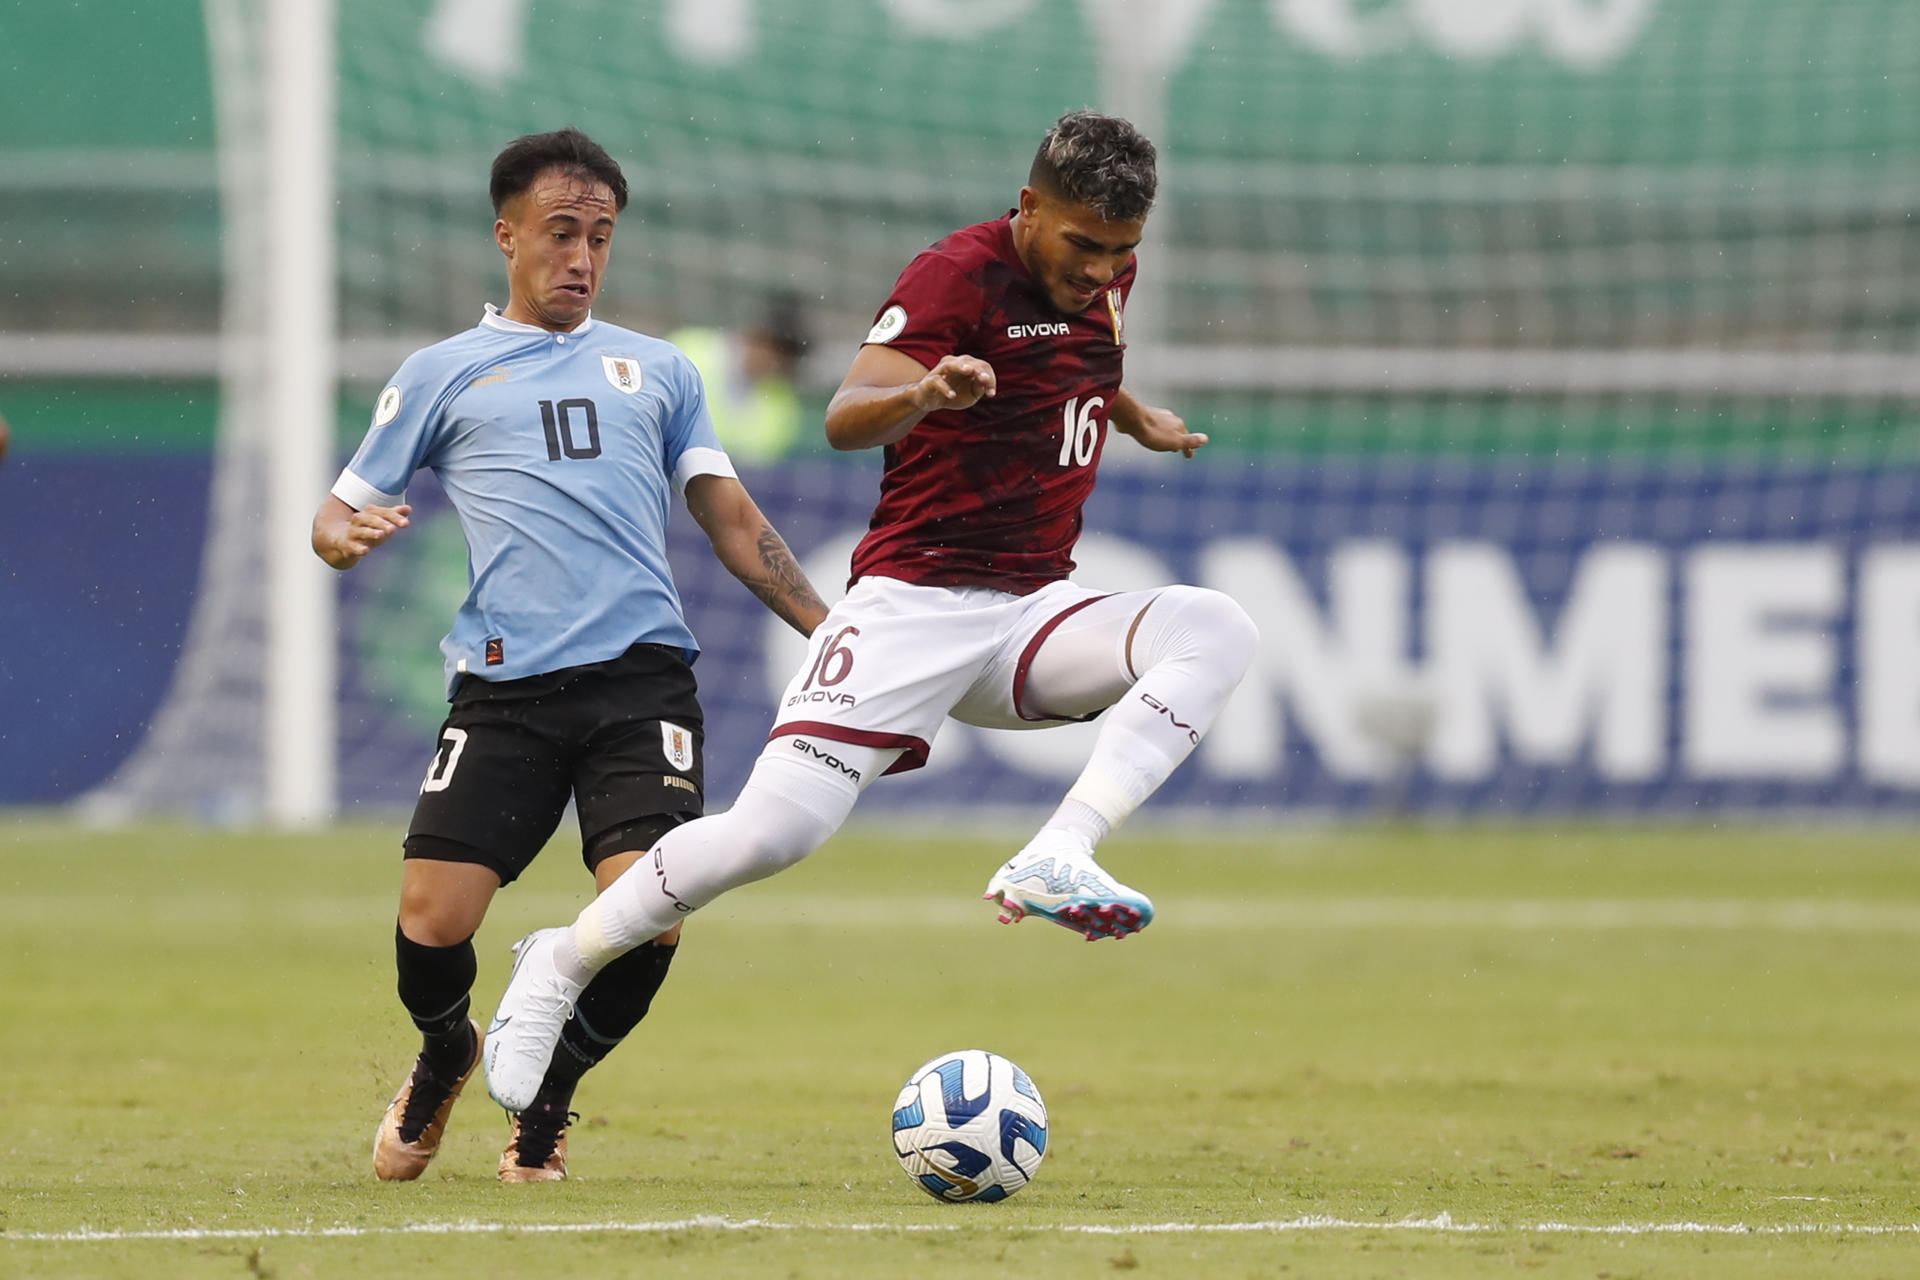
[{"x1": 334, "y1": 306, "x2": 736, "y2": 695}]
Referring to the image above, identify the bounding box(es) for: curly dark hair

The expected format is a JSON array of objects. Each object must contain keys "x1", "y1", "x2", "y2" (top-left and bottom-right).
[
  {"x1": 1027, "y1": 110, "x2": 1158, "y2": 222},
  {"x1": 489, "y1": 127, "x2": 629, "y2": 214}
]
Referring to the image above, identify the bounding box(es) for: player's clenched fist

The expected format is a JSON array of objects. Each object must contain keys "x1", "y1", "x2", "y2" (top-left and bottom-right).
[
  {"x1": 314, "y1": 498, "x2": 411, "y2": 569},
  {"x1": 346, "y1": 503, "x2": 412, "y2": 556},
  {"x1": 912, "y1": 355, "x2": 996, "y2": 412}
]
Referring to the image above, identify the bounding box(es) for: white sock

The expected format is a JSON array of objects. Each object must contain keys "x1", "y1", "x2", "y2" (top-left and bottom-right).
[
  {"x1": 551, "y1": 930, "x2": 594, "y2": 985},
  {"x1": 1043, "y1": 797, "x2": 1111, "y2": 846},
  {"x1": 1051, "y1": 586, "x2": 1258, "y2": 839},
  {"x1": 571, "y1": 746, "x2": 867, "y2": 969}
]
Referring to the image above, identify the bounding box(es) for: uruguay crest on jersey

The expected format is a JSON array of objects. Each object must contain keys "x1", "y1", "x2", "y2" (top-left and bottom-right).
[
  {"x1": 660, "y1": 720, "x2": 694, "y2": 771},
  {"x1": 602, "y1": 354, "x2": 644, "y2": 394}
]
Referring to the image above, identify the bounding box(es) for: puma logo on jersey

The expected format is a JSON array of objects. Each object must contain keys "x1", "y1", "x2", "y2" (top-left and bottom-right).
[{"x1": 1006, "y1": 322, "x2": 1071, "y2": 340}]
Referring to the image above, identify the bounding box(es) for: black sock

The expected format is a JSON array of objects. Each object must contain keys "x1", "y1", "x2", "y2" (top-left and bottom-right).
[
  {"x1": 394, "y1": 923, "x2": 477, "y2": 1077},
  {"x1": 535, "y1": 941, "x2": 679, "y2": 1106}
]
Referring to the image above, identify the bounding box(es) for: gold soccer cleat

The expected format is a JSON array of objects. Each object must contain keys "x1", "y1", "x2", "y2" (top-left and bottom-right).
[
  {"x1": 372, "y1": 1019, "x2": 484, "y2": 1181},
  {"x1": 498, "y1": 1103, "x2": 574, "y2": 1182}
]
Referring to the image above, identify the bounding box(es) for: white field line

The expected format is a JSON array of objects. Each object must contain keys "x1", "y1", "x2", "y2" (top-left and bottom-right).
[
  {"x1": 726, "y1": 896, "x2": 1920, "y2": 934},
  {"x1": 11, "y1": 1214, "x2": 1920, "y2": 1244},
  {"x1": 7, "y1": 893, "x2": 1920, "y2": 934}
]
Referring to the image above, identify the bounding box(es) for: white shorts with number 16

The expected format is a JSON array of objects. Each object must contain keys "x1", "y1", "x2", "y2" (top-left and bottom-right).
[{"x1": 766, "y1": 575, "x2": 1165, "y2": 782}]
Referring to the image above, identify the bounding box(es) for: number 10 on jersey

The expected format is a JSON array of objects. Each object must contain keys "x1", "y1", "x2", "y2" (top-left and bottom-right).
[{"x1": 1058, "y1": 396, "x2": 1104, "y2": 468}]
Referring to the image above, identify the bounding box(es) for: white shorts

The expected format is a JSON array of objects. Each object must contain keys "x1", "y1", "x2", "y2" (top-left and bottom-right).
[{"x1": 767, "y1": 576, "x2": 1129, "y2": 778}]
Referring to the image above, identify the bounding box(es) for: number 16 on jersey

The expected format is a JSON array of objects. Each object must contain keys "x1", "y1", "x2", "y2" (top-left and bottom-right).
[{"x1": 1058, "y1": 396, "x2": 1104, "y2": 468}]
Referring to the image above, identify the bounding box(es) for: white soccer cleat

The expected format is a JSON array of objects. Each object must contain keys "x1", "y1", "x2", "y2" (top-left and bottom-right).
[
  {"x1": 982, "y1": 831, "x2": 1154, "y2": 941},
  {"x1": 484, "y1": 928, "x2": 585, "y2": 1112}
]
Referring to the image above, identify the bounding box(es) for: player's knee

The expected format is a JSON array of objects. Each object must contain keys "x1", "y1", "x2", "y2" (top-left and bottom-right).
[
  {"x1": 1144, "y1": 585, "x2": 1259, "y2": 679},
  {"x1": 1198, "y1": 589, "x2": 1260, "y2": 681},
  {"x1": 396, "y1": 898, "x2": 482, "y2": 948},
  {"x1": 396, "y1": 838, "x2": 502, "y2": 943},
  {"x1": 734, "y1": 807, "x2": 824, "y2": 875}
]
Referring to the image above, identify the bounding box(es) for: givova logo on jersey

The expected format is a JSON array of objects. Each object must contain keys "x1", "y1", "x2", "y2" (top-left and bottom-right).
[{"x1": 602, "y1": 355, "x2": 644, "y2": 395}]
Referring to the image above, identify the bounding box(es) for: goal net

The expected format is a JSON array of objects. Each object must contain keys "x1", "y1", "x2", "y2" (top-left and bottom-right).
[{"x1": 90, "y1": 0, "x2": 1920, "y2": 820}]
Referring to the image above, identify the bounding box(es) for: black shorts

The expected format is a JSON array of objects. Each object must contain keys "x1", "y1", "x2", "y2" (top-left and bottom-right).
[{"x1": 403, "y1": 643, "x2": 705, "y2": 885}]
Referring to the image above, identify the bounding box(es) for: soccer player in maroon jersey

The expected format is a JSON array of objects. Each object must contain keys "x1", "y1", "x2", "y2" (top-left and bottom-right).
[{"x1": 483, "y1": 111, "x2": 1260, "y2": 1112}]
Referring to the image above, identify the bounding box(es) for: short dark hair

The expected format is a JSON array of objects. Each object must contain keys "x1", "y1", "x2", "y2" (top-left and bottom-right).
[
  {"x1": 1028, "y1": 110, "x2": 1157, "y2": 222},
  {"x1": 489, "y1": 127, "x2": 629, "y2": 214}
]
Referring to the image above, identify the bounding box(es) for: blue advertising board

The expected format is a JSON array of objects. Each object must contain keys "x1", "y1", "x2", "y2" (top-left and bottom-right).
[
  {"x1": 0, "y1": 454, "x2": 208, "y2": 802},
  {"x1": 7, "y1": 454, "x2": 1917, "y2": 814},
  {"x1": 334, "y1": 457, "x2": 1920, "y2": 816}
]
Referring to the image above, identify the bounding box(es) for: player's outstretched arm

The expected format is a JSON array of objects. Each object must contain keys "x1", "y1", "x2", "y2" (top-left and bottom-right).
[
  {"x1": 311, "y1": 494, "x2": 411, "y2": 570},
  {"x1": 1110, "y1": 388, "x2": 1208, "y2": 459},
  {"x1": 824, "y1": 346, "x2": 996, "y2": 451},
  {"x1": 684, "y1": 474, "x2": 830, "y2": 637}
]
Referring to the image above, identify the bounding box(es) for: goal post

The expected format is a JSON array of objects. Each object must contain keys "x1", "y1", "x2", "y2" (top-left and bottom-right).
[
  {"x1": 263, "y1": 0, "x2": 338, "y2": 824},
  {"x1": 82, "y1": 0, "x2": 339, "y2": 825}
]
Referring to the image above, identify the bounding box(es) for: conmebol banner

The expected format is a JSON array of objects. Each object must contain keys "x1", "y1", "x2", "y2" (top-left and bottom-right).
[
  {"x1": 6, "y1": 455, "x2": 1912, "y2": 812},
  {"x1": 333, "y1": 457, "x2": 1920, "y2": 815}
]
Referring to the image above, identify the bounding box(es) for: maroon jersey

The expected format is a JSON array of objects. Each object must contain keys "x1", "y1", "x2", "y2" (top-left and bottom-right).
[{"x1": 847, "y1": 213, "x2": 1133, "y2": 594}]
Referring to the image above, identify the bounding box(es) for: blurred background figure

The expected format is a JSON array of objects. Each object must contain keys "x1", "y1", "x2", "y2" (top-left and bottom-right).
[{"x1": 670, "y1": 294, "x2": 811, "y2": 465}]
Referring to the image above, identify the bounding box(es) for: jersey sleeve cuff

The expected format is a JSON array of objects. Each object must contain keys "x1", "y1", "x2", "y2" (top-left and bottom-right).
[
  {"x1": 674, "y1": 446, "x2": 738, "y2": 492},
  {"x1": 331, "y1": 467, "x2": 404, "y2": 511}
]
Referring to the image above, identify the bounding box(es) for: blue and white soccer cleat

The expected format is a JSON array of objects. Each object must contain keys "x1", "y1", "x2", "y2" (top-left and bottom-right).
[
  {"x1": 483, "y1": 928, "x2": 584, "y2": 1112},
  {"x1": 982, "y1": 832, "x2": 1155, "y2": 940}
]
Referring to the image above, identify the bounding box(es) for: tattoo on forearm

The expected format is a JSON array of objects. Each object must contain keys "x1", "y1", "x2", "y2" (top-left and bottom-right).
[{"x1": 747, "y1": 526, "x2": 827, "y2": 633}]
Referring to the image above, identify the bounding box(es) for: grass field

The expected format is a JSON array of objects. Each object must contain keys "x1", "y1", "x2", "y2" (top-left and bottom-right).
[{"x1": 3, "y1": 817, "x2": 1918, "y2": 1278}]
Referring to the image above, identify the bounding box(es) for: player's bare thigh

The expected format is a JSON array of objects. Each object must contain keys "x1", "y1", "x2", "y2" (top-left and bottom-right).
[
  {"x1": 952, "y1": 586, "x2": 1162, "y2": 729},
  {"x1": 397, "y1": 859, "x2": 501, "y2": 946},
  {"x1": 395, "y1": 848, "x2": 680, "y2": 946}
]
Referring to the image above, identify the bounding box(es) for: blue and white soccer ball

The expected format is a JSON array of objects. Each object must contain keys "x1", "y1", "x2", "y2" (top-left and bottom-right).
[{"x1": 890, "y1": 1049, "x2": 1048, "y2": 1203}]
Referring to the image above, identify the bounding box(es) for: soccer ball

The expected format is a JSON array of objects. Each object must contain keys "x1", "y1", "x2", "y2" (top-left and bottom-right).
[{"x1": 890, "y1": 1049, "x2": 1048, "y2": 1203}]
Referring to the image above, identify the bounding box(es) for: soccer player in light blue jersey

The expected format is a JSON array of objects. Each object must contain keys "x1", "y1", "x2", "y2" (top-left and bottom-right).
[{"x1": 313, "y1": 128, "x2": 827, "y2": 1182}]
